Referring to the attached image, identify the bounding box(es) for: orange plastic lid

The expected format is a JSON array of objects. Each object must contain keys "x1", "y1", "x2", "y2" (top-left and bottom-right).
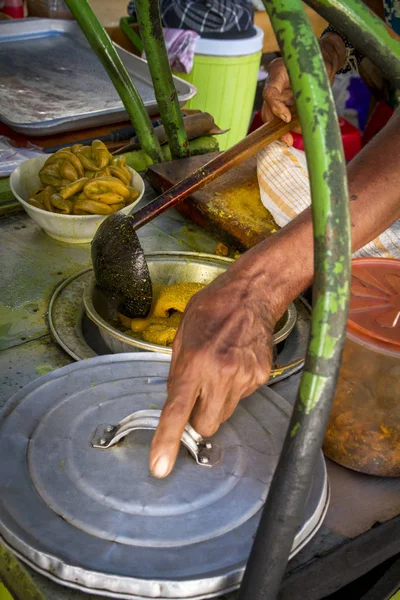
[{"x1": 348, "y1": 258, "x2": 400, "y2": 350}]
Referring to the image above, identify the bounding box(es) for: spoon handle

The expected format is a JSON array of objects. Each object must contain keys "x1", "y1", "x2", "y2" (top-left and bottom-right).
[{"x1": 132, "y1": 111, "x2": 298, "y2": 230}]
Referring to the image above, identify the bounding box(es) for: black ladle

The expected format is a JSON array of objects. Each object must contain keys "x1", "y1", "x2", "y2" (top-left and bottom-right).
[{"x1": 92, "y1": 113, "x2": 297, "y2": 319}]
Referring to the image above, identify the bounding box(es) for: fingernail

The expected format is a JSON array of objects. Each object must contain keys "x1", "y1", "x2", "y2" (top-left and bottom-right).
[
  {"x1": 279, "y1": 113, "x2": 289, "y2": 123},
  {"x1": 151, "y1": 455, "x2": 170, "y2": 479}
]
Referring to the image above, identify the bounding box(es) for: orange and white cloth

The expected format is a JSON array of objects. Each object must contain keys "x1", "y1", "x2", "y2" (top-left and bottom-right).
[{"x1": 257, "y1": 141, "x2": 400, "y2": 259}]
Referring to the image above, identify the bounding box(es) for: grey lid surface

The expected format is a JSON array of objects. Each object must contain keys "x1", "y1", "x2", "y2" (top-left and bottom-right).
[{"x1": 0, "y1": 353, "x2": 328, "y2": 599}]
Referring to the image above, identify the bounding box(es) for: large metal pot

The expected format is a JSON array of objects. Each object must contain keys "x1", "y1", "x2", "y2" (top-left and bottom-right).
[{"x1": 83, "y1": 251, "x2": 297, "y2": 355}]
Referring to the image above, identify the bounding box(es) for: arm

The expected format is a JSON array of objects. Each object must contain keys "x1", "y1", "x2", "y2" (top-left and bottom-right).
[
  {"x1": 262, "y1": 0, "x2": 384, "y2": 142},
  {"x1": 149, "y1": 106, "x2": 400, "y2": 479}
]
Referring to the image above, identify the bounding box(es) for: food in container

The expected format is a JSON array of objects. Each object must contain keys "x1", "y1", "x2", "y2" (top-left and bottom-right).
[
  {"x1": 119, "y1": 282, "x2": 205, "y2": 346},
  {"x1": 323, "y1": 258, "x2": 400, "y2": 477},
  {"x1": 84, "y1": 252, "x2": 298, "y2": 355},
  {"x1": 28, "y1": 141, "x2": 138, "y2": 216},
  {"x1": 9, "y1": 150, "x2": 144, "y2": 243}
]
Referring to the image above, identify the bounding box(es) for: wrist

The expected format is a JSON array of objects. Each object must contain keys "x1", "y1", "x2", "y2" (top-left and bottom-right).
[{"x1": 226, "y1": 214, "x2": 314, "y2": 320}]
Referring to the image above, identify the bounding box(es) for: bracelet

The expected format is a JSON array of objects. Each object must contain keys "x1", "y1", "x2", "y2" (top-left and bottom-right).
[{"x1": 321, "y1": 25, "x2": 364, "y2": 74}]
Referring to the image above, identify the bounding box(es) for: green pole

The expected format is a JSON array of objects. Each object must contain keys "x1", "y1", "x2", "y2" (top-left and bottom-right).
[
  {"x1": 239, "y1": 0, "x2": 351, "y2": 597},
  {"x1": 305, "y1": 0, "x2": 400, "y2": 87},
  {"x1": 64, "y1": 0, "x2": 164, "y2": 164},
  {"x1": 134, "y1": 0, "x2": 190, "y2": 159},
  {"x1": 0, "y1": 543, "x2": 45, "y2": 600}
]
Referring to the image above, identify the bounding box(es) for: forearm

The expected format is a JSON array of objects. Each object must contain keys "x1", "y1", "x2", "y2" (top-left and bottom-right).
[{"x1": 228, "y1": 108, "x2": 400, "y2": 318}]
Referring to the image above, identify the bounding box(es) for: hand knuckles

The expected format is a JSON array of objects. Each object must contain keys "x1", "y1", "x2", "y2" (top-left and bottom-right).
[
  {"x1": 163, "y1": 395, "x2": 193, "y2": 418},
  {"x1": 193, "y1": 420, "x2": 220, "y2": 438},
  {"x1": 255, "y1": 373, "x2": 268, "y2": 387},
  {"x1": 264, "y1": 85, "x2": 279, "y2": 101}
]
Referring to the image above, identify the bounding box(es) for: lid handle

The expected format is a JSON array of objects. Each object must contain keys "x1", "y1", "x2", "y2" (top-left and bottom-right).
[{"x1": 91, "y1": 409, "x2": 220, "y2": 467}]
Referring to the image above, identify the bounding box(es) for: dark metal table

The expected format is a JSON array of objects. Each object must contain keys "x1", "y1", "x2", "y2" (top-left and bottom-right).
[{"x1": 1, "y1": 183, "x2": 400, "y2": 600}]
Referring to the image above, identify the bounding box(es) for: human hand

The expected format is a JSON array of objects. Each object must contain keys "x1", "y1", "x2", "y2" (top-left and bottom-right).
[
  {"x1": 149, "y1": 268, "x2": 280, "y2": 479},
  {"x1": 262, "y1": 37, "x2": 343, "y2": 145},
  {"x1": 262, "y1": 58, "x2": 298, "y2": 146}
]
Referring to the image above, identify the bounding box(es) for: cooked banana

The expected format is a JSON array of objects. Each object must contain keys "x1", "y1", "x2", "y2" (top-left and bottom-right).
[
  {"x1": 51, "y1": 193, "x2": 73, "y2": 214},
  {"x1": 74, "y1": 198, "x2": 115, "y2": 215},
  {"x1": 84, "y1": 177, "x2": 131, "y2": 200},
  {"x1": 92, "y1": 140, "x2": 111, "y2": 169},
  {"x1": 59, "y1": 178, "x2": 89, "y2": 200}
]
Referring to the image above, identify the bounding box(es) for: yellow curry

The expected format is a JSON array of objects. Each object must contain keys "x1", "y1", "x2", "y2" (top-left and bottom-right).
[{"x1": 119, "y1": 282, "x2": 205, "y2": 346}]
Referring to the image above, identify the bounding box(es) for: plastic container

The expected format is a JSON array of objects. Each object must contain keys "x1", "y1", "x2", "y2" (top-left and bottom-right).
[
  {"x1": 248, "y1": 113, "x2": 361, "y2": 162},
  {"x1": 0, "y1": 584, "x2": 13, "y2": 600},
  {"x1": 26, "y1": 0, "x2": 72, "y2": 19},
  {"x1": 9, "y1": 155, "x2": 144, "y2": 244},
  {"x1": 176, "y1": 27, "x2": 264, "y2": 150},
  {"x1": 1, "y1": 0, "x2": 24, "y2": 18},
  {"x1": 291, "y1": 118, "x2": 361, "y2": 161},
  {"x1": 323, "y1": 258, "x2": 400, "y2": 477}
]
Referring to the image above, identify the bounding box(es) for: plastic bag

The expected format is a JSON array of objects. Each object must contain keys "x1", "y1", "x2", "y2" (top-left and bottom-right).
[{"x1": 0, "y1": 137, "x2": 44, "y2": 177}]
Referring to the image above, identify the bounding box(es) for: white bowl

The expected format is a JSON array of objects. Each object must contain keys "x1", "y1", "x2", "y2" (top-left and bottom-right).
[{"x1": 9, "y1": 154, "x2": 145, "y2": 244}]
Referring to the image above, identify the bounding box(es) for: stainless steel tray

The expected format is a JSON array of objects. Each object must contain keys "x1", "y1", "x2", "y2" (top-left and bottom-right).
[{"x1": 0, "y1": 18, "x2": 196, "y2": 135}]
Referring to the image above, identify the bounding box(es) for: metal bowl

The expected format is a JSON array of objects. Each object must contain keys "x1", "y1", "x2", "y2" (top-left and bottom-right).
[{"x1": 83, "y1": 252, "x2": 297, "y2": 355}]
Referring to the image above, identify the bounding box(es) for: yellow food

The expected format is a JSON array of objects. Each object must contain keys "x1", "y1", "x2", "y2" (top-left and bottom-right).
[
  {"x1": 27, "y1": 197, "x2": 45, "y2": 210},
  {"x1": 119, "y1": 282, "x2": 205, "y2": 347},
  {"x1": 214, "y1": 242, "x2": 229, "y2": 257},
  {"x1": 71, "y1": 143, "x2": 83, "y2": 154},
  {"x1": 38, "y1": 164, "x2": 68, "y2": 189},
  {"x1": 47, "y1": 150, "x2": 85, "y2": 178},
  {"x1": 76, "y1": 146, "x2": 100, "y2": 172},
  {"x1": 59, "y1": 177, "x2": 88, "y2": 200},
  {"x1": 84, "y1": 177, "x2": 131, "y2": 200},
  {"x1": 31, "y1": 140, "x2": 137, "y2": 216},
  {"x1": 142, "y1": 322, "x2": 179, "y2": 346},
  {"x1": 94, "y1": 167, "x2": 111, "y2": 178},
  {"x1": 51, "y1": 193, "x2": 73, "y2": 214},
  {"x1": 109, "y1": 165, "x2": 131, "y2": 186},
  {"x1": 74, "y1": 198, "x2": 115, "y2": 215},
  {"x1": 59, "y1": 159, "x2": 77, "y2": 181},
  {"x1": 153, "y1": 282, "x2": 204, "y2": 317},
  {"x1": 92, "y1": 140, "x2": 111, "y2": 169},
  {"x1": 42, "y1": 186, "x2": 55, "y2": 212},
  {"x1": 95, "y1": 192, "x2": 125, "y2": 205}
]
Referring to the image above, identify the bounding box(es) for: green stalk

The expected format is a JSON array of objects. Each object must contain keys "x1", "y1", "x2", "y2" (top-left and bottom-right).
[
  {"x1": 305, "y1": 0, "x2": 400, "y2": 87},
  {"x1": 0, "y1": 543, "x2": 45, "y2": 600},
  {"x1": 120, "y1": 16, "x2": 144, "y2": 54},
  {"x1": 64, "y1": 0, "x2": 163, "y2": 164},
  {"x1": 134, "y1": 0, "x2": 190, "y2": 159},
  {"x1": 239, "y1": 0, "x2": 351, "y2": 597}
]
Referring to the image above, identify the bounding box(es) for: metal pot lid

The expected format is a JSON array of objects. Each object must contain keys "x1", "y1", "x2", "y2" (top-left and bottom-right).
[{"x1": 0, "y1": 354, "x2": 328, "y2": 600}]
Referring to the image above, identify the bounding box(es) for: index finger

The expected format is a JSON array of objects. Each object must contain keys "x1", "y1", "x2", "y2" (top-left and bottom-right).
[
  {"x1": 263, "y1": 85, "x2": 292, "y2": 124},
  {"x1": 149, "y1": 367, "x2": 200, "y2": 479}
]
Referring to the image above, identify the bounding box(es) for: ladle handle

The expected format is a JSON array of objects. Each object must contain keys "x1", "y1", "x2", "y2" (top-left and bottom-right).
[
  {"x1": 91, "y1": 409, "x2": 220, "y2": 467},
  {"x1": 131, "y1": 111, "x2": 298, "y2": 230}
]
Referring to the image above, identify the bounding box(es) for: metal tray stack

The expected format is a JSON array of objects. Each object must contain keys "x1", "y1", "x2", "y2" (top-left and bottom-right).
[{"x1": 0, "y1": 18, "x2": 196, "y2": 135}]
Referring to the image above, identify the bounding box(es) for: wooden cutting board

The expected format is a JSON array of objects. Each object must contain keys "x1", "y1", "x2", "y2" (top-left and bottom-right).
[{"x1": 147, "y1": 153, "x2": 278, "y2": 251}]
